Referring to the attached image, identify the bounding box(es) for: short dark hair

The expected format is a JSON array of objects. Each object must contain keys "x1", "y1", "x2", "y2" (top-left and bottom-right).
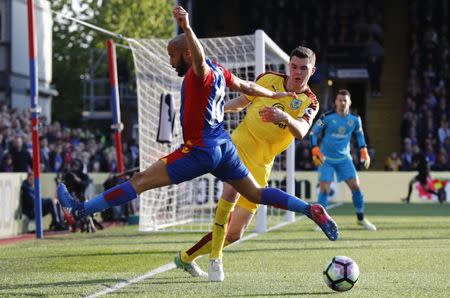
[
  {"x1": 290, "y1": 46, "x2": 316, "y2": 66},
  {"x1": 336, "y1": 89, "x2": 351, "y2": 98}
]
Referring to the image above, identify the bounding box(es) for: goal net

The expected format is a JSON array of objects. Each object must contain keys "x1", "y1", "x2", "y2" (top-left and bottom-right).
[{"x1": 128, "y1": 30, "x2": 296, "y2": 232}]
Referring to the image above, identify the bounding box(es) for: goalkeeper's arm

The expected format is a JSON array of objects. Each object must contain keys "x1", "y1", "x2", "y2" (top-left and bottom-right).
[{"x1": 353, "y1": 116, "x2": 370, "y2": 169}]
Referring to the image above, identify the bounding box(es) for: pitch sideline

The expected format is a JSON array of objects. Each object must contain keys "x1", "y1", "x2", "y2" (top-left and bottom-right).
[{"x1": 86, "y1": 202, "x2": 344, "y2": 297}]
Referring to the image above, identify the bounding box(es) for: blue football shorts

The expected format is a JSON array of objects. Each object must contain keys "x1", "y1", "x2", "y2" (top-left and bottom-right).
[
  {"x1": 161, "y1": 140, "x2": 249, "y2": 184},
  {"x1": 318, "y1": 157, "x2": 357, "y2": 183}
]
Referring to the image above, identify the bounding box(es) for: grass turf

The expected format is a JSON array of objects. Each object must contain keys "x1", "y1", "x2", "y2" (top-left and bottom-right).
[{"x1": 0, "y1": 203, "x2": 449, "y2": 297}]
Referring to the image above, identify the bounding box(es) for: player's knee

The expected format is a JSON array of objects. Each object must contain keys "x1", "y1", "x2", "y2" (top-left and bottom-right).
[
  {"x1": 246, "y1": 188, "x2": 263, "y2": 203},
  {"x1": 130, "y1": 171, "x2": 147, "y2": 193},
  {"x1": 226, "y1": 231, "x2": 243, "y2": 243}
]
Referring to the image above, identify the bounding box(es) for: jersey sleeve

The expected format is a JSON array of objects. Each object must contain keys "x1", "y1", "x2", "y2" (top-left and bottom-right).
[
  {"x1": 215, "y1": 63, "x2": 234, "y2": 87},
  {"x1": 353, "y1": 116, "x2": 367, "y2": 148},
  {"x1": 310, "y1": 113, "x2": 326, "y2": 147},
  {"x1": 300, "y1": 93, "x2": 319, "y2": 125}
]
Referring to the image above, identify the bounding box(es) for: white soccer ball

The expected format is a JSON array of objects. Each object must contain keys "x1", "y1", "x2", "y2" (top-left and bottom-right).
[{"x1": 323, "y1": 256, "x2": 360, "y2": 292}]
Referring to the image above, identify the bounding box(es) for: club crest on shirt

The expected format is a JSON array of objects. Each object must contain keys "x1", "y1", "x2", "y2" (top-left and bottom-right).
[
  {"x1": 347, "y1": 119, "x2": 354, "y2": 126},
  {"x1": 290, "y1": 98, "x2": 302, "y2": 110}
]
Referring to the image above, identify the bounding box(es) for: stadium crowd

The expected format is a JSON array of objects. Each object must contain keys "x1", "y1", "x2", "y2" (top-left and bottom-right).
[
  {"x1": 387, "y1": 0, "x2": 450, "y2": 171},
  {"x1": 0, "y1": 103, "x2": 139, "y2": 173}
]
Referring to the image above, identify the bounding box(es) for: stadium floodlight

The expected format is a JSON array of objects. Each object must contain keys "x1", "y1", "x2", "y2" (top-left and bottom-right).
[{"x1": 128, "y1": 30, "x2": 295, "y2": 232}]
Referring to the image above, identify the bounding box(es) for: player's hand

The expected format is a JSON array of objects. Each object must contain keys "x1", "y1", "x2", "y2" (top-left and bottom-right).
[
  {"x1": 258, "y1": 106, "x2": 289, "y2": 123},
  {"x1": 173, "y1": 6, "x2": 190, "y2": 30},
  {"x1": 271, "y1": 91, "x2": 297, "y2": 99},
  {"x1": 312, "y1": 146, "x2": 325, "y2": 167},
  {"x1": 360, "y1": 147, "x2": 370, "y2": 169}
]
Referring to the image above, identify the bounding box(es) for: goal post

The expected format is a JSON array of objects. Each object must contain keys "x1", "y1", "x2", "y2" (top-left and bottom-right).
[{"x1": 128, "y1": 30, "x2": 295, "y2": 233}]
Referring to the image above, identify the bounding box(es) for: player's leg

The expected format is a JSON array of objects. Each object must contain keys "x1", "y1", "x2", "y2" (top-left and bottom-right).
[
  {"x1": 57, "y1": 145, "x2": 211, "y2": 218},
  {"x1": 177, "y1": 146, "x2": 262, "y2": 278},
  {"x1": 57, "y1": 159, "x2": 171, "y2": 218},
  {"x1": 341, "y1": 162, "x2": 376, "y2": 231},
  {"x1": 317, "y1": 161, "x2": 335, "y2": 209},
  {"x1": 227, "y1": 200, "x2": 256, "y2": 242},
  {"x1": 176, "y1": 204, "x2": 254, "y2": 277},
  {"x1": 422, "y1": 176, "x2": 440, "y2": 196},
  {"x1": 402, "y1": 176, "x2": 418, "y2": 203},
  {"x1": 210, "y1": 182, "x2": 239, "y2": 261},
  {"x1": 209, "y1": 147, "x2": 266, "y2": 262},
  {"x1": 227, "y1": 176, "x2": 338, "y2": 241}
]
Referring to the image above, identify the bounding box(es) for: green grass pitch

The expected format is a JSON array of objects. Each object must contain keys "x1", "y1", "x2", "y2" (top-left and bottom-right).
[{"x1": 1, "y1": 203, "x2": 449, "y2": 297}]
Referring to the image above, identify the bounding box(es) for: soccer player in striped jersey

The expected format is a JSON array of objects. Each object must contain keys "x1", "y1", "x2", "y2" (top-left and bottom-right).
[
  {"x1": 56, "y1": 6, "x2": 338, "y2": 282},
  {"x1": 310, "y1": 89, "x2": 376, "y2": 231},
  {"x1": 175, "y1": 46, "x2": 323, "y2": 278}
]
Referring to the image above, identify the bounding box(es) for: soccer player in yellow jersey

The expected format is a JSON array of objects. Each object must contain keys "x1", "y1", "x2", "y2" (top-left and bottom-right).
[{"x1": 175, "y1": 46, "x2": 321, "y2": 278}]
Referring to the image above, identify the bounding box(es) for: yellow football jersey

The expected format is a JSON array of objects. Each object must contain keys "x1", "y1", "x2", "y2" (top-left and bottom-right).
[{"x1": 231, "y1": 72, "x2": 319, "y2": 168}]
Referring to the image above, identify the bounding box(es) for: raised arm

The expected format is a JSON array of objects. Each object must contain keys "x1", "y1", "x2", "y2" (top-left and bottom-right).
[
  {"x1": 230, "y1": 75, "x2": 296, "y2": 99},
  {"x1": 173, "y1": 6, "x2": 208, "y2": 77}
]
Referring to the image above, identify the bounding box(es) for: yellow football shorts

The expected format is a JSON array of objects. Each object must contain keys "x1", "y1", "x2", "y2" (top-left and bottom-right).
[{"x1": 235, "y1": 144, "x2": 271, "y2": 214}]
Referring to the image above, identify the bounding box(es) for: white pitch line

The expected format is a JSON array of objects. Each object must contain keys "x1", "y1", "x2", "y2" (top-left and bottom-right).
[
  {"x1": 86, "y1": 202, "x2": 343, "y2": 297},
  {"x1": 85, "y1": 263, "x2": 176, "y2": 298}
]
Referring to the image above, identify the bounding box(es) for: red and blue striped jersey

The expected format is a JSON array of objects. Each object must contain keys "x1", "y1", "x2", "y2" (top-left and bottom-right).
[{"x1": 180, "y1": 59, "x2": 234, "y2": 147}]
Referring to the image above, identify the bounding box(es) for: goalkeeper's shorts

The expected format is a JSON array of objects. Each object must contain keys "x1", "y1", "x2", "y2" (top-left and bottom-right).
[
  {"x1": 161, "y1": 140, "x2": 249, "y2": 184},
  {"x1": 319, "y1": 157, "x2": 357, "y2": 183}
]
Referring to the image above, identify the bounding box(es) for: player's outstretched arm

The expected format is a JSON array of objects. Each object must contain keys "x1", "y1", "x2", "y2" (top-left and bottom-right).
[
  {"x1": 173, "y1": 6, "x2": 208, "y2": 77},
  {"x1": 224, "y1": 95, "x2": 251, "y2": 113},
  {"x1": 230, "y1": 76, "x2": 296, "y2": 99}
]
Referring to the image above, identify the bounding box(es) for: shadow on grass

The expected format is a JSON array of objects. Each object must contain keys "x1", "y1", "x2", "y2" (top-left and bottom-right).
[
  {"x1": 46, "y1": 238, "x2": 196, "y2": 246},
  {"x1": 330, "y1": 203, "x2": 450, "y2": 217},
  {"x1": 241, "y1": 236, "x2": 450, "y2": 246},
  {"x1": 224, "y1": 245, "x2": 375, "y2": 254},
  {"x1": 0, "y1": 278, "x2": 126, "y2": 291},
  {"x1": 226, "y1": 292, "x2": 335, "y2": 296},
  {"x1": 0, "y1": 250, "x2": 180, "y2": 261}
]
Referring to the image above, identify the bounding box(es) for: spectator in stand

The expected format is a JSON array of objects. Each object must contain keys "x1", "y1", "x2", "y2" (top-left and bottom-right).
[
  {"x1": 49, "y1": 143, "x2": 64, "y2": 172},
  {"x1": 40, "y1": 137, "x2": 51, "y2": 172},
  {"x1": 385, "y1": 152, "x2": 402, "y2": 171},
  {"x1": 400, "y1": 138, "x2": 415, "y2": 171},
  {"x1": 9, "y1": 135, "x2": 32, "y2": 172},
  {"x1": 438, "y1": 119, "x2": 450, "y2": 145},
  {"x1": 21, "y1": 172, "x2": 66, "y2": 231},
  {"x1": 0, "y1": 133, "x2": 4, "y2": 168},
  {"x1": 367, "y1": 15, "x2": 384, "y2": 41},
  {"x1": 424, "y1": 140, "x2": 436, "y2": 168},
  {"x1": 0, "y1": 153, "x2": 13, "y2": 172},
  {"x1": 364, "y1": 32, "x2": 385, "y2": 96},
  {"x1": 432, "y1": 147, "x2": 450, "y2": 171}
]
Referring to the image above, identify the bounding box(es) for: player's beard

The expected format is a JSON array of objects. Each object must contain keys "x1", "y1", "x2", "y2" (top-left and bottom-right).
[{"x1": 176, "y1": 58, "x2": 190, "y2": 77}]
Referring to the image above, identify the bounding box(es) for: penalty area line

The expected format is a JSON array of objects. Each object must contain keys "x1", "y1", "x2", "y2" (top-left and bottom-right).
[{"x1": 86, "y1": 201, "x2": 344, "y2": 297}]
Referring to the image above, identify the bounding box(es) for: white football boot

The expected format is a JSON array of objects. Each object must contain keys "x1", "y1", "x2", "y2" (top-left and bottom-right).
[
  {"x1": 174, "y1": 252, "x2": 208, "y2": 277},
  {"x1": 357, "y1": 218, "x2": 377, "y2": 231},
  {"x1": 208, "y1": 258, "x2": 224, "y2": 282}
]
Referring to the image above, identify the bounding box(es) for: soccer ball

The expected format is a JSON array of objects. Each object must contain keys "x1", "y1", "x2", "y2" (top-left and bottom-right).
[{"x1": 323, "y1": 256, "x2": 360, "y2": 292}]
